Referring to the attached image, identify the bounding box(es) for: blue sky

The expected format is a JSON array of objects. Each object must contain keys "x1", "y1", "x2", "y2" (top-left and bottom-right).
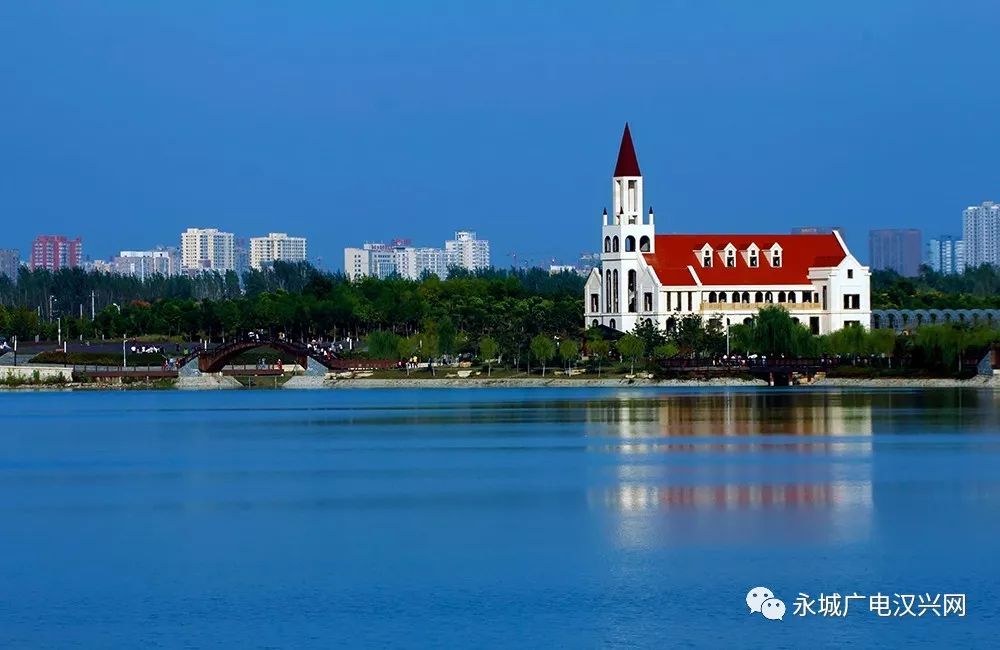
[{"x1": 2, "y1": 1, "x2": 998, "y2": 269}]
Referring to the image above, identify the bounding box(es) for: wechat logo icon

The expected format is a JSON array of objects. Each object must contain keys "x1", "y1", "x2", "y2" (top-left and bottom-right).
[{"x1": 747, "y1": 587, "x2": 785, "y2": 621}]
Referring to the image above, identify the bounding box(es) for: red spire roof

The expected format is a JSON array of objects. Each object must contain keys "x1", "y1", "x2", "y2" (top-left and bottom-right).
[{"x1": 613, "y1": 123, "x2": 641, "y2": 177}]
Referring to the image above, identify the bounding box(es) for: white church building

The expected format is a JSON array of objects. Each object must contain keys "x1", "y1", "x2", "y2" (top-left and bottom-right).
[{"x1": 585, "y1": 125, "x2": 871, "y2": 335}]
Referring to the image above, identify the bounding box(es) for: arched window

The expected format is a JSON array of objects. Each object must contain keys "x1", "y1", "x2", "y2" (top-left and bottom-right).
[
  {"x1": 625, "y1": 236, "x2": 636, "y2": 252},
  {"x1": 719, "y1": 292, "x2": 727, "y2": 303},
  {"x1": 609, "y1": 318, "x2": 617, "y2": 331},
  {"x1": 639, "y1": 236, "x2": 651, "y2": 252},
  {"x1": 708, "y1": 291, "x2": 717, "y2": 303},
  {"x1": 604, "y1": 236, "x2": 611, "y2": 253},
  {"x1": 777, "y1": 291, "x2": 786, "y2": 302},
  {"x1": 644, "y1": 318, "x2": 653, "y2": 326},
  {"x1": 755, "y1": 291, "x2": 763, "y2": 303},
  {"x1": 787, "y1": 292, "x2": 796, "y2": 303},
  {"x1": 591, "y1": 319, "x2": 599, "y2": 328},
  {"x1": 612, "y1": 270, "x2": 619, "y2": 312},
  {"x1": 765, "y1": 292, "x2": 774, "y2": 303},
  {"x1": 743, "y1": 317, "x2": 753, "y2": 325},
  {"x1": 742, "y1": 292, "x2": 750, "y2": 303},
  {"x1": 731, "y1": 292, "x2": 740, "y2": 303},
  {"x1": 612, "y1": 236, "x2": 619, "y2": 252},
  {"x1": 627, "y1": 270, "x2": 637, "y2": 312},
  {"x1": 605, "y1": 270, "x2": 612, "y2": 312}
]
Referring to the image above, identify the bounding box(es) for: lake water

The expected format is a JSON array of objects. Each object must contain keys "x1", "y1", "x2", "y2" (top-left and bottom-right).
[{"x1": 1, "y1": 387, "x2": 998, "y2": 648}]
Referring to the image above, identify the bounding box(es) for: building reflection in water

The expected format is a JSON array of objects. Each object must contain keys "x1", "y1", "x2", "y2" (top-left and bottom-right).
[{"x1": 584, "y1": 390, "x2": 877, "y2": 547}]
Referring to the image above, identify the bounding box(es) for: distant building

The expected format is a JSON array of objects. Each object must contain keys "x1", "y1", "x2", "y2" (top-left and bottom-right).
[
  {"x1": 445, "y1": 231, "x2": 490, "y2": 272},
  {"x1": 249, "y1": 232, "x2": 308, "y2": 270},
  {"x1": 0, "y1": 248, "x2": 19, "y2": 281},
  {"x1": 962, "y1": 201, "x2": 1000, "y2": 269},
  {"x1": 549, "y1": 265, "x2": 578, "y2": 275},
  {"x1": 791, "y1": 226, "x2": 844, "y2": 236},
  {"x1": 111, "y1": 248, "x2": 181, "y2": 280},
  {"x1": 30, "y1": 235, "x2": 83, "y2": 271},
  {"x1": 925, "y1": 236, "x2": 965, "y2": 275},
  {"x1": 344, "y1": 231, "x2": 490, "y2": 281},
  {"x1": 181, "y1": 228, "x2": 235, "y2": 273},
  {"x1": 868, "y1": 229, "x2": 922, "y2": 276},
  {"x1": 234, "y1": 237, "x2": 250, "y2": 276}
]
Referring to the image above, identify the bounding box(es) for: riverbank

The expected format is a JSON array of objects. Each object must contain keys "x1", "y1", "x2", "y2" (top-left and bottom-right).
[{"x1": 2, "y1": 374, "x2": 997, "y2": 390}]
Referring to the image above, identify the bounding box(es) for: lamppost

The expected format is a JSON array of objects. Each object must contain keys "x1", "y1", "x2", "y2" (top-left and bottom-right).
[{"x1": 122, "y1": 335, "x2": 127, "y2": 369}]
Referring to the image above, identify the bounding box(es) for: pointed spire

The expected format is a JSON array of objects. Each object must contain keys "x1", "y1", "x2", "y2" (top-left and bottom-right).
[
  {"x1": 614, "y1": 123, "x2": 641, "y2": 177},
  {"x1": 602, "y1": 207, "x2": 608, "y2": 215},
  {"x1": 648, "y1": 206, "x2": 654, "y2": 213}
]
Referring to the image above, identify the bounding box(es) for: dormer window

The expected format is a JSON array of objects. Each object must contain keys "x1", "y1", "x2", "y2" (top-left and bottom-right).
[
  {"x1": 748, "y1": 251, "x2": 758, "y2": 267},
  {"x1": 769, "y1": 243, "x2": 783, "y2": 268},
  {"x1": 700, "y1": 245, "x2": 713, "y2": 267},
  {"x1": 726, "y1": 251, "x2": 736, "y2": 267}
]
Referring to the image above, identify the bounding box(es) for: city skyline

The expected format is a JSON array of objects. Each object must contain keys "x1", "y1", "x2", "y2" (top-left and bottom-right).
[{"x1": 4, "y1": 4, "x2": 1000, "y2": 268}]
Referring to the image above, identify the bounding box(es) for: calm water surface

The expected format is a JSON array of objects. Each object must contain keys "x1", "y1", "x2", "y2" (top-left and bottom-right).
[{"x1": 1, "y1": 387, "x2": 999, "y2": 648}]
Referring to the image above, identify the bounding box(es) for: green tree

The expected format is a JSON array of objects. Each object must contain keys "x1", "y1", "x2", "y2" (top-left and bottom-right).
[
  {"x1": 617, "y1": 333, "x2": 644, "y2": 375},
  {"x1": 653, "y1": 341, "x2": 679, "y2": 360},
  {"x1": 530, "y1": 334, "x2": 556, "y2": 376},
  {"x1": 588, "y1": 339, "x2": 610, "y2": 377},
  {"x1": 868, "y1": 328, "x2": 897, "y2": 366},
  {"x1": 558, "y1": 339, "x2": 579, "y2": 373},
  {"x1": 397, "y1": 335, "x2": 420, "y2": 375},
  {"x1": 366, "y1": 330, "x2": 402, "y2": 359},
  {"x1": 478, "y1": 336, "x2": 498, "y2": 377}
]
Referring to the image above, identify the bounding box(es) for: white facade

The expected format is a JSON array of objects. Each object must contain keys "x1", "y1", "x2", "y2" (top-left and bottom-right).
[
  {"x1": 584, "y1": 125, "x2": 871, "y2": 335},
  {"x1": 962, "y1": 201, "x2": 1000, "y2": 268},
  {"x1": 249, "y1": 232, "x2": 307, "y2": 270},
  {"x1": 112, "y1": 248, "x2": 181, "y2": 280},
  {"x1": 181, "y1": 228, "x2": 235, "y2": 273},
  {"x1": 444, "y1": 231, "x2": 490, "y2": 271},
  {"x1": 344, "y1": 231, "x2": 490, "y2": 281}
]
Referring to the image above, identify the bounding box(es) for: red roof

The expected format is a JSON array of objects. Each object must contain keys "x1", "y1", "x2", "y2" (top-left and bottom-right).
[
  {"x1": 614, "y1": 123, "x2": 641, "y2": 177},
  {"x1": 642, "y1": 233, "x2": 847, "y2": 287}
]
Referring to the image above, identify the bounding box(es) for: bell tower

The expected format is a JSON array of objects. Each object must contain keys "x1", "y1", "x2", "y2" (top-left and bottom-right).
[{"x1": 598, "y1": 123, "x2": 655, "y2": 330}]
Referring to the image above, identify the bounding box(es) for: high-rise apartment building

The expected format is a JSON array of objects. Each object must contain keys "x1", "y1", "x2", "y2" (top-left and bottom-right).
[
  {"x1": 962, "y1": 201, "x2": 1000, "y2": 269},
  {"x1": 180, "y1": 228, "x2": 235, "y2": 273},
  {"x1": 111, "y1": 248, "x2": 181, "y2": 280},
  {"x1": 344, "y1": 231, "x2": 491, "y2": 281},
  {"x1": 29, "y1": 235, "x2": 83, "y2": 271},
  {"x1": 868, "y1": 229, "x2": 922, "y2": 276},
  {"x1": 444, "y1": 231, "x2": 491, "y2": 271},
  {"x1": 249, "y1": 232, "x2": 308, "y2": 270},
  {"x1": 925, "y1": 236, "x2": 965, "y2": 275},
  {"x1": 0, "y1": 248, "x2": 20, "y2": 281}
]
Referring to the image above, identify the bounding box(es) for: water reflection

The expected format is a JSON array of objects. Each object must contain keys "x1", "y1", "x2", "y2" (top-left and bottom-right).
[{"x1": 584, "y1": 390, "x2": 881, "y2": 546}]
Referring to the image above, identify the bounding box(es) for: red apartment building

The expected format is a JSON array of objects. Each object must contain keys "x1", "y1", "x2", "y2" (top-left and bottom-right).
[{"x1": 30, "y1": 235, "x2": 83, "y2": 271}]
